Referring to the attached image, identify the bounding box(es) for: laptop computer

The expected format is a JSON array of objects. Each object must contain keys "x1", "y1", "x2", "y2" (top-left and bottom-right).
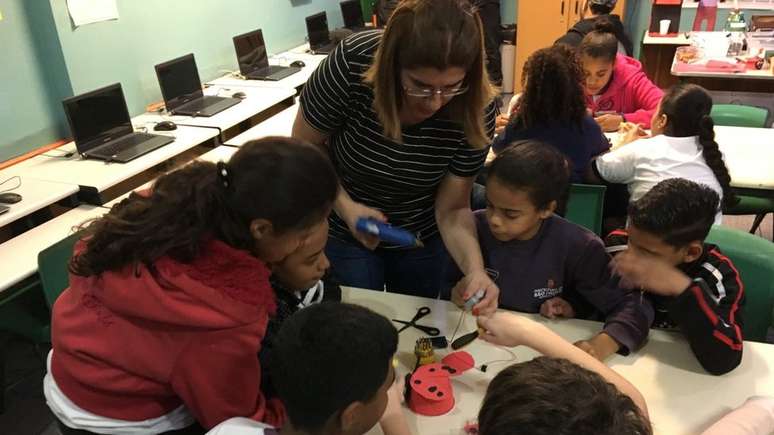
[
  {"x1": 155, "y1": 53, "x2": 241, "y2": 117},
  {"x1": 340, "y1": 0, "x2": 369, "y2": 32},
  {"x1": 233, "y1": 29, "x2": 301, "y2": 81},
  {"x1": 306, "y1": 12, "x2": 337, "y2": 55},
  {"x1": 62, "y1": 83, "x2": 174, "y2": 163}
]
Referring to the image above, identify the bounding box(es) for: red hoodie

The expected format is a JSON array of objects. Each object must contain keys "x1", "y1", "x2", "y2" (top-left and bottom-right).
[
  {"x1": 50, "y1": 239, "x2": 286, "y2": 430},
  {"x1": 585, "y1": 54, "x2": 664, "y2": 129}
]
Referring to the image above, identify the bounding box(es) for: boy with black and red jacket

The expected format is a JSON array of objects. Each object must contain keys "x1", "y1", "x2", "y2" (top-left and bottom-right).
[{"x1": 599, "y1": 178, "x2": 745, "y2": 375}]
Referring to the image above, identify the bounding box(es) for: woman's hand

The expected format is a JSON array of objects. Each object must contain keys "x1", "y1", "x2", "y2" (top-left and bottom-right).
[
  {"x1": 495, "y1": 113, "x2": 510, "y2": 135},
  {"x1": 452, "y1": 269, "x2": 499, "y2": 316},
  {"x1": 337, "y1": 196, "x2": 388, "y2": 250}
]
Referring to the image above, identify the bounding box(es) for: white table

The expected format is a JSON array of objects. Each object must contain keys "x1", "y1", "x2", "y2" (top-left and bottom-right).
[
  {"x1": 224, "y1": 104, "x2": 299, "y2": 147},
  {"x1": 0, "y1": 177, "x2": 79, "y2": 229},
  {"x1": 671, "y1": 59, "x2": 774, "y2": 80},
  {"x1": 605, "y1": 127, "x2": 774, "y2": 193},
  {"x1": 643, "y1": 33, "x2": 692, "y2": 46},
  {"x1": 197, "y1": 146, "x2": 239, "y2": 163},
  {"x1": 208, "y1": 53, "x2": 325, "y2": 92},
  {"x1": 345, "y1": 289, "x2": 774, "y2": 435},
  {"x1": 144, "y1": 86, "x2": 295, "y2": 133},
  {"x1": 0, "y1": 204, "x2": 105, "y2": 294},
  {"x1": 1, "y1": 124, "x2": 218, "y2": 204}
]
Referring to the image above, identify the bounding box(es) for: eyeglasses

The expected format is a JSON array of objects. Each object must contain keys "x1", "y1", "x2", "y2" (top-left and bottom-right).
[{"x1": 403, "y1": 85, "x2": 469, "y2": 99}]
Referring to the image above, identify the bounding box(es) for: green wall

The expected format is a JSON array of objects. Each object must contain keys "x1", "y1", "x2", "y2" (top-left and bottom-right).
[
  {"x1": 0, "y1": 0, "x2": 72, "y2": 162},
  {"x1": 0, "y1": 0, "x2": 344, "y2": 162}
]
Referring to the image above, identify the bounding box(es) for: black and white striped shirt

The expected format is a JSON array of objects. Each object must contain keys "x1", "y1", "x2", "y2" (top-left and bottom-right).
[{"x1": 300, "y1": 30, "x2": 496, "y2": 247}]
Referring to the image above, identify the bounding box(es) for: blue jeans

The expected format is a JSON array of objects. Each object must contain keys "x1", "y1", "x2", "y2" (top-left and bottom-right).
[{"x1": 325, "y1": 235, "x2": 448, "y2": 299}]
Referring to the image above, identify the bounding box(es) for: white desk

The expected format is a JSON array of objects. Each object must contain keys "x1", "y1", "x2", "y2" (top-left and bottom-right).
[
  {"x1": 0, "y1": 205, "x2": 105, "y2": 294},
  {"x1": 208, "y1": 53, "x2": 325, "y2": 91},
  {"x1": 715, "y1": 126, "x2": 774, "y2": 191},
  {"x1": 605, "y1": 127, "x2": 774, "y2": 192},
  {"x1": 145, "y1": 86, "x2": 295, "y2": 133},
  {"x1": 346, "y1": 289, "x2": 774, "y2": 435},
  {"x1": 224, "y1": 104, "x2": 299, "y2": 147},
  {"x1": 0, "y1": 177, "x2": 79, "y2": 229},
  {"x1": 197, "y1": 146, "x2": 238, "y2": 164},
  {"x1": 643, "y1": 33, "x2": 692, "y2": 46},
  {"x1": 2, "y1": 124, "x2": 218, "y2": 204},
  {"x1": 671, "y1": 58, "x2": 774, "y2": 80}
]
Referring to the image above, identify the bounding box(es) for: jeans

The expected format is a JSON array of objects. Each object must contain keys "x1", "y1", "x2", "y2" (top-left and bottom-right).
[{"x1": 326, "y1": 235, "x2": 448, "y2": 299}]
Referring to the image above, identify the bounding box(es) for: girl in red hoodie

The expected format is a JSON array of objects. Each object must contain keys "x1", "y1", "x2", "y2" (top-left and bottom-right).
[
  {"x1": 45, "y1": 137, "x2": 339, "y2": 434},
  {"x1": 578, "y1": 20, "x2": 664, "y2": 132}
]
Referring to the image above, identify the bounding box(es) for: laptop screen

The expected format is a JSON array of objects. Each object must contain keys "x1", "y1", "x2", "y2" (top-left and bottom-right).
[
  {"x1": 62, "y1": 83, "x2": 134, "y2": 153},
  {"x1": 306, "y1": 12, "x2": 331, "y2": 48},
  {"x1": 341, "y1": 0, "x2": 364, "y2": 29},
  {"x1": 155, "y1": 54, "x2": 203, "y2": 111},
  {"x1": 233, "y1": 29, "x2": 270, "y2": 75}
]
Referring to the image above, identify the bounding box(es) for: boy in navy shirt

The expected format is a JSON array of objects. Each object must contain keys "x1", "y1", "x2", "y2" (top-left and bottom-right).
[{"x1": 447, "y1": 140, "x2": 652, "y2": 356}]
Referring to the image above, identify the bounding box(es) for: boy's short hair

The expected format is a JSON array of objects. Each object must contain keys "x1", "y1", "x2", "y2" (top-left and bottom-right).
[
  {"x1": 269, "y1": 303, "x2": 398, "y2": 431},
  {"x1": 628, "y1": 178, "x2": 719, "y2": 247},
  {"x1": 489, "y1": 140, "x2": 571, "y2": 211},
  {"x1": 478, "y1": 357, "x2": 652, "y2": 435}
]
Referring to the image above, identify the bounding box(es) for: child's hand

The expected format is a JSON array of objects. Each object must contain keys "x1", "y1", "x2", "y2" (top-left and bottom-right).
[
  {"x1": 477, "y1": 312, "x2": 538, "y2": 347},
  {"x1": 594, "y1": 114, "x2": 625, "y2": 132},
  {"x1": 379, "y1": 374, "x2": 411, "y2": 435},
  {"x1": 616, "y1": 122, "x2": 650, "y2": 148},
  {"x1": 539, "y1": 297, "x2": 575, "y2": 319},
  {"x1": 612, "y1": 250, "x2": 691, "y2": 297},
  {"x1": 575, "y1": 332, "x2": 620, "y2": 361}
]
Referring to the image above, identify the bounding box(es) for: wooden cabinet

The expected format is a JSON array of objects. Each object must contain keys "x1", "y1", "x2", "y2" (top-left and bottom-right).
[{"x1": 513, "y1": 0, "x2": 626, "y2": 93}]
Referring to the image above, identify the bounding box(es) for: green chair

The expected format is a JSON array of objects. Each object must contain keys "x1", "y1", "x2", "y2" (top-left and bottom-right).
[
  {"x1": 711, "y1": 103, "x2": 774, "y2": 237},
  {"x1": 711, "y1": 104, "x2": 769, "y2": 129},
  {"x1": 706, "y1": 225, "x2": 774, "y2": 343},
  {"x1": 565, "y1": 184, "x2": 606, "y2": 236},
  {"x1": 37, "y1": 232, "x2": 82, "y2": 309}
]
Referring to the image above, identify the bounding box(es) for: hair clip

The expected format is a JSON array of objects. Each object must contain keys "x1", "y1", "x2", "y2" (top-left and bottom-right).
[{"x1": 217, "y1": 161, "x2": 232, "y2": 189}]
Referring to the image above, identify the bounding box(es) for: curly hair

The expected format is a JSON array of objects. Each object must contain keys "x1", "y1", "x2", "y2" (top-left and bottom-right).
[
  {"x1": 70, "y1": 137, "x2": 338, "y2": 276},
  {"x1": 478, "y1": 357, "x2": 652, "y2": 435},
  {"x1": 512, "y1": 44, "x2": 587, "y2": 130}
]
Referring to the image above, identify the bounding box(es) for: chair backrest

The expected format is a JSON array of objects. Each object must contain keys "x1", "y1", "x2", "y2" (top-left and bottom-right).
[
  {"x1": 37, "y1": 232, "x2": 82, "y2": 309},
  {"x1": 711, "y1": 104, "x2": 769, "y2": 128},
  {"x1": 565, "y1": 184, "x2": 606, "y2": 235},
  {"x1": 706, "y1": 225, "x2": 774, "y2": 342}
]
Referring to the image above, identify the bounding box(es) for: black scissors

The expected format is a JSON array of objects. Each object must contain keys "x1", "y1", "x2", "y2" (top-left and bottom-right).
[{"x1": 392, "y1": 306, "x2": 441, "y2": 336}]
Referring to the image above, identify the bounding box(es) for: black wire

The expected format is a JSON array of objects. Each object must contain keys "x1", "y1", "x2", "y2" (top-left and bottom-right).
[{"x1": 0, "y1": 176, "x2": 21, "y2": 193}]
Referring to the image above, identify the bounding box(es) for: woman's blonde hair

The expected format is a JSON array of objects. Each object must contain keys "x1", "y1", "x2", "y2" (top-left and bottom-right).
[{"x1": 364, "y1": 0, "x2": 497, "y2": 149}]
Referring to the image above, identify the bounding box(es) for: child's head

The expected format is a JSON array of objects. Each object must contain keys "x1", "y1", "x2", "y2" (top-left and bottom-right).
[
  {"x1": 486, "y1": 141, "x2": 570, "y2": 242},
  {"x1": 515, "y1": 44, "x2": 587, "y2": 129},
  {"x1": 652, "y1": 84, "x2": 737, "y2": 209},
  {"x1": 478, "y1": 356, "x2": 652, "y2": 435},
  {"x1": 588, "y1": 0, "x2": 617, "y2": 15},
  {"x1": 269, "y1": 219, "x2": 331, "y2": 292},
  {"x1": 627, "y1": 178, "x2": 719, "y2": 267},
  {"x1": 71, "y1": 137, "x2": 338, "y2": 276},
  {"x1": 270, "y1": 303, "x2": 398, "y2": 435},
  {"x1": 578, "y1": 20, "x2": 618, "y2": 96}
]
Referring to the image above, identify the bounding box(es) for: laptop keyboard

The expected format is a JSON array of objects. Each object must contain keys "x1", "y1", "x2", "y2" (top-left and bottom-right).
[{"x1": 98, "y1": 133, "x2": 155, "y2": 156}]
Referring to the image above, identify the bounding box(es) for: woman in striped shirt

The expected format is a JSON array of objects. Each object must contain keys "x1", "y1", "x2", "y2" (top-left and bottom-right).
[{"x1": 293, "y1": 0, "x2": 499, "y2": 311}]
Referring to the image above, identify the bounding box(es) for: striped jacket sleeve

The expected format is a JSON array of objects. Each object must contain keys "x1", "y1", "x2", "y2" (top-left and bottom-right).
[{"x1": 667, "y1": 247, "x2": 745, "y2": 375}]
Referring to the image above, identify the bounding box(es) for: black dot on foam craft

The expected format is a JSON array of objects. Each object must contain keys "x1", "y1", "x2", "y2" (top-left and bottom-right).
[
  {"x1": 414, "y1": 379, "x2": 421, "y2": 385},
  {"x1": 429, "y1": 386, "x2": 437, "y2": 393}
]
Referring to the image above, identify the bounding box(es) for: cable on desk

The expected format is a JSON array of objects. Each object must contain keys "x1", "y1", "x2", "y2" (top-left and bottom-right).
[{"x1": 0, "y1": 176, "x2": 21, "y2": 193}]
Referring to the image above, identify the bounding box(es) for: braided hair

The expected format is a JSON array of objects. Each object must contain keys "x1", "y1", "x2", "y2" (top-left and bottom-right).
[{"x1": 659, "y1": 84, "x2": 738, "y2": 210}]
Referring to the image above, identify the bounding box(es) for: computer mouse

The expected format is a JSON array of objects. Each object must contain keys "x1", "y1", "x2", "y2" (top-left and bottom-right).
[
  {"x1": 154, "y1": 121, "x2": 177, "y2": 131},
  {"x1": 0, "y1": 192, "x2": 22, "y2": 204},
  {"x1": 232, "y1": 92, "x2": 247, "y2": 99},
  {"x1": 290, "y1": 60, "x2": 306, "y2": 68}
]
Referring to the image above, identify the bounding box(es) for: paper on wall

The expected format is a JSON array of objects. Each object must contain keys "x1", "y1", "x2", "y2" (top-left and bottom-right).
[{"x1": 67, "y1": 0, "x2": 119, "y2": 28}]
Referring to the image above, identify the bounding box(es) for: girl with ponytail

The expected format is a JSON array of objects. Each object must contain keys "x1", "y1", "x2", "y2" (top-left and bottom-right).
[
  {"x1": 47, "y1": 137, "x2": 339, "y2": 433},
  {"x1": 591, "y1": 83, "x2": 737, "y2": 224}
]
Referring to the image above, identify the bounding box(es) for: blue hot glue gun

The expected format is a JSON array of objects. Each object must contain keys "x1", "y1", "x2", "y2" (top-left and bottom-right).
[{"x1": 355, "y1": 218, "x2": 424, "y2": 247}]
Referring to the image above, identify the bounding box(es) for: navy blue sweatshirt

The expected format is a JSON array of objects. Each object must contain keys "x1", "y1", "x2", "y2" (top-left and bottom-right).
[{"x1": 446, "y1": 212, "x2": 653, "y2": 354}]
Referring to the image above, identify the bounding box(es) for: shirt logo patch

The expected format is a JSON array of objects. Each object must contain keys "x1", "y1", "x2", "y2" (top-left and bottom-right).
[{"x1": 533, "y1": 279, "x2": 563, "y2": 299}]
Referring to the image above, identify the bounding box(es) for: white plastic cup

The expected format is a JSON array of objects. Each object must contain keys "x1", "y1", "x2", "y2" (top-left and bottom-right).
[{"x1": 659, "y1": 19, "x2": 672, "y2": 35}]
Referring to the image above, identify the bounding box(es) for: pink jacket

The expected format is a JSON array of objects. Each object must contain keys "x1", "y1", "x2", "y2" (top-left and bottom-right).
[{"x1": 586, "y1": 55, "x2": 664, "y2": 128}]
